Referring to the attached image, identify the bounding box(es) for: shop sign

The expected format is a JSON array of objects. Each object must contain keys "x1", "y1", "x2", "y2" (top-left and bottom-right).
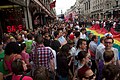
[
  {"x1": 7, "y1": 25, "x2": 23, "y2": 33},
  {"x1": 9, "y1": 0, "x2": 26, "y2": 6}
]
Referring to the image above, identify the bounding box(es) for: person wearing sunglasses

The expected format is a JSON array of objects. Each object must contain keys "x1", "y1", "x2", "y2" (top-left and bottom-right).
[
  {"x1": 96, "y1": 37, "x2": 120, "y2": 66},
  {"x1": 78, "y1": 65, "x2": 96, "y2": 80}
]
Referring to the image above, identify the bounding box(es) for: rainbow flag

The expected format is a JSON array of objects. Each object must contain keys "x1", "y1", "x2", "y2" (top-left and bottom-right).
[{"x1": 87, "y1": 26, "x2": 120, "y2": 53}]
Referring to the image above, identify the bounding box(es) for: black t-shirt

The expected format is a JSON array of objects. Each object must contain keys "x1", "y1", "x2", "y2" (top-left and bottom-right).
[
  {"x1": 51, "y1": 40, "x2": 61, "y2": 53},
  {"x1": 56, "y1": 53, "x2": 69, "y2": 77},
  {"x1": 44, "y1": 39, "x2": 51, "y2": 47}
]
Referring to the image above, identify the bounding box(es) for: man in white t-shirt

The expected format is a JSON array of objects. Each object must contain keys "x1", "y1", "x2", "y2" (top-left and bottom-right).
[
  {"x1": 96, "y1": 37, "x2": 120, "y2": 66},
  {"x1": 96, "y1": 36, "x2": 105, "y2": 67}
]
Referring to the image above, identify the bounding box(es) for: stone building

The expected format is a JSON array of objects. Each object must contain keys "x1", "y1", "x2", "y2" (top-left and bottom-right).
[{"x1": 74, "y1": 0, "x2": 120, "y2": 20}]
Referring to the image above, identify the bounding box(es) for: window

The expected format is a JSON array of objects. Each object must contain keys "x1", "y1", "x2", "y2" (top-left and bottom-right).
[
  {"x1": 107, "y1": 4, "x2": 109, "y2": 9},
  {"x1": 89, "y1": 1, "x2": 90, "y2": 9}
]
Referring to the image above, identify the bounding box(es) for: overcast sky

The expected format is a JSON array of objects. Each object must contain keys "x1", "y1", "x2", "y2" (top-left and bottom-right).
[{"x1": 55, "y1": 0, "x2": 76, "y2": 15}]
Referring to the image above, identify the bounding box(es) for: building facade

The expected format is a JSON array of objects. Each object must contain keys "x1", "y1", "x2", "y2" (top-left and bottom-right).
[
  {"x1": 72, "y1": 0, "x2": 120, "y2": 20},
  {"x1": 90, "y1": 0, "x2": 105, "y2": 19},
  {"x1": 76, "y1": 0, "x2": 85, "y2": 20},
  {"x1": 0, "y1": 0, "x2": 29, "y2": 34},
  {"x1": 30, "y1": 0, "x2": 56, "y2": 29}
]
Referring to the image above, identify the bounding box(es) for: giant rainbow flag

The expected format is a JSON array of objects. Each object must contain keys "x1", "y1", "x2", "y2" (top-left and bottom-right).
[{"x1": 87, "y1": 24, "x2": 120, "y2": 53}]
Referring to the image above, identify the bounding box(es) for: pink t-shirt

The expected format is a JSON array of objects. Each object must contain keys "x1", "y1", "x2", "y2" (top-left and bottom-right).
[
  {"x1": 21, "y1": 50, "x2": 29, "y2": 62},
  {"x1": 12, "y1": 74, "x2": 33, "y2": 80}
]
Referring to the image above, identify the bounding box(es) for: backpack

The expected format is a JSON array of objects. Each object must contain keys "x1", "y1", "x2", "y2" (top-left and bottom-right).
[{"x1": 25, "y1": 40, "x2": 33, "y2": 54}]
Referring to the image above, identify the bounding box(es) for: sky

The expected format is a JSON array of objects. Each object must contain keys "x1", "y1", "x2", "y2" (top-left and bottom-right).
[{"x1": 55, "y1": 0, "x2": 76, "y2": 15}]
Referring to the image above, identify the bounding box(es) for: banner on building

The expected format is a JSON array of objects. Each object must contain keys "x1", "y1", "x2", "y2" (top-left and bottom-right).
[{"x1": 50, "y1": 0, "x2": 56, "y2": 9}]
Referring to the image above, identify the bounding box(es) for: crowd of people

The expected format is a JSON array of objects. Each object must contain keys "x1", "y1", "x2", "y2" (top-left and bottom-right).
[{"x1": 0, "y1": 21, "x2": 120, "y2": 80}]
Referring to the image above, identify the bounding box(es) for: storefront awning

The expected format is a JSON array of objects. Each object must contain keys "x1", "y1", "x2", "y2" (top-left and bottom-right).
[
  {"x1": 34, "y1": 0, "x2": 55, "y2": 18},
  {"x1": 0, "y1": 5, "x2": 20, "y2": 9}
]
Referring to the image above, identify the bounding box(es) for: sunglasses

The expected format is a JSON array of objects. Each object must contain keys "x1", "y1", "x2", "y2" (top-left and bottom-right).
[
  {"x1": 16, "y1": 58, "x2": 24, "y2": 65},
  {"x1": 84, "y1": 74, "x2": 95, "y2": 80},
  {"x1": 105, "y1": 42, "x2": 113, "y2": 44}
]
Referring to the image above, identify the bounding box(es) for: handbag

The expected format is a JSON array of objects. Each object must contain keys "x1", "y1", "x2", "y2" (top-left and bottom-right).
[{"x1": 4, "y1": 75, "x2": 12, "y2": 80}]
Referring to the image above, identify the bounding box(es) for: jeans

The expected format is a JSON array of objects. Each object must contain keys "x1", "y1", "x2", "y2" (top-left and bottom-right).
[
  {"x1": 58, "y1": 75, "x2": 68, "y2": 80},
  {"x1": 49, "y1": 71, "x2": 55, "y2": 80}
]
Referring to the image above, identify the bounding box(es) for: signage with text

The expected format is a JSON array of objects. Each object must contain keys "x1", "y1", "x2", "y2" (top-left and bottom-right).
[{"x1": 7, "y1": 25, "x2": 23, "y2": 33}]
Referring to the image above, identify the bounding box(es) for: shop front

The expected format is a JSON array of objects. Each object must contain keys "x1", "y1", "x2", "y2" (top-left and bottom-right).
[
  {"x1": 0, "y1": 0, "x2": 33, "y2": 34},
  {"x1": 113, "y1": 9, "x2": 120, "y2": 19},
  {"x1": 32, "y1": 0, "x2": 56, "y2": 28},
  {"x1": 0, "y1": 0, "x2": 26, "y2": 34},
  {"x1": 0, "y1": 5, "x2": 26, "y2": 33},
  {"x1": 29, "y1": 2, "x2": 47, "y2": 29}
]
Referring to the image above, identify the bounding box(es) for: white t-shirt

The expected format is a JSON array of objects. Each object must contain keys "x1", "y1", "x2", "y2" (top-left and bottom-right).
[
  {"x1": 46, "y1": 47, "x2": 57, "y2": 69},
  {"x1": 69, "y1": 47, "x2": 76, "y2": 56},
  {"x1": 80, "y1": 32, "x2": 86, "y2": 39},
  {"x1": 75, "y1": 25, "x2": 80, "y2": 30},
  {"x1": 113, "y1": 22, "x2": 116, "y2": 28}
]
